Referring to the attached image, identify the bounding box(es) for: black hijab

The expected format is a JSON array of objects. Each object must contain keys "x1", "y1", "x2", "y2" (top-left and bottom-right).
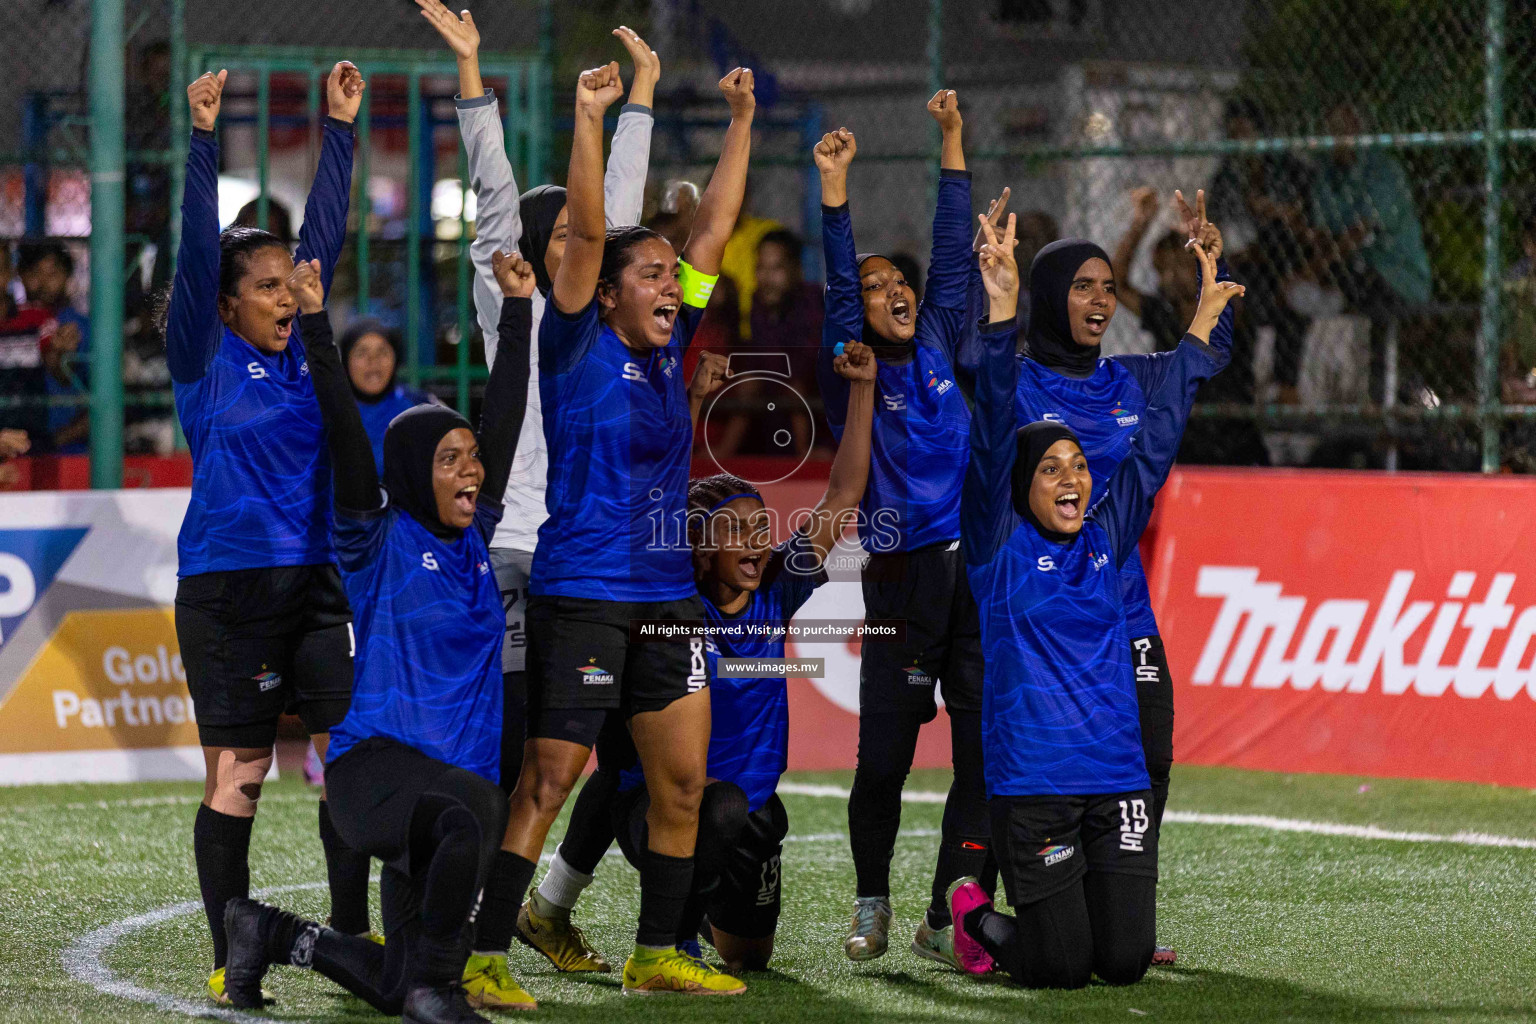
[
  {"x1": 1013, "y1": 420, "x2": 1083, "y2": 544},
  {"x1": 517, "y1": 184, "x2": 567, "y2": 297},
  {"x1": 383, "y1": 404, "x2": 475, "y2": 540},
  {"x1": 1025, "y1": 238, "x2": 1113, "y2": 379},
  {"x1": 338, "y1": 319, "x2": 401, "y2": 404},
  {"x1": 855, "y1": 252, "x2": 915, "y2": 363}
]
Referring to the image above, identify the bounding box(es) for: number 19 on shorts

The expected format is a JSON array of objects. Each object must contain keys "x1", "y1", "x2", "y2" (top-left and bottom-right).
[{"x1": 1118, "y1": 798, "x2": 1150, "y2": 852}]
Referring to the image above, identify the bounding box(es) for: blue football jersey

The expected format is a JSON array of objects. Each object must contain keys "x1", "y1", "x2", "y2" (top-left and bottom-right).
[
  {"x1": 819, "y1": 171, "x2": 974, "y2": 553},
  {"x1": 1014, "y1": 359, "x2": 1159, "y2": 638},
  {"x1": 168, "y1": 123, "x2": 353, "y2": 576},
  {"x1": 357, "y1": 386, "x2": 435, "y2": 476},
  {"x1": 326, "y1": 500, "x2": 505, "y2": 782},
  {"x1": 964, "y1": 318, "x2": 1225, "y2": 796},
  {"x1": 532, "y1": 299, "x2": 703, "y2": 601},
  {"x1": 622, "y1": 532, "x2": 827, "y2": 810}
]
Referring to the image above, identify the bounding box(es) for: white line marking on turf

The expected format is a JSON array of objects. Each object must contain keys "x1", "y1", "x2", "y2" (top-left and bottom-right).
[{"x1": 777, "y1": 782, "x2": 1536, "y2": 849}]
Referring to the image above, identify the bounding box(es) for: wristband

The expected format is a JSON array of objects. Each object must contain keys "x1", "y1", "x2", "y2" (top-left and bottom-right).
[{"x1": 678, "y1": 259, "x2": 718, "y2": 308}]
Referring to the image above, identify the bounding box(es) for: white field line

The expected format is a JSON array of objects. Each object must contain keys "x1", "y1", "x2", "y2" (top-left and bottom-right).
[{"x1": 776, "y1": 782, "x2": 1536, "y2": 850}]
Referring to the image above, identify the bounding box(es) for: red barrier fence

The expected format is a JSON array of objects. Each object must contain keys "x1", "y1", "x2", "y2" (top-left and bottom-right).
[{"x1": 1147, "y1": 468, "x2": 1536, "y2": 787}]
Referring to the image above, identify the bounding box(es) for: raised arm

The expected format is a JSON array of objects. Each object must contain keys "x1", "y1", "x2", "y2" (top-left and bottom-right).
[
  {"x1": 802, "y1": 341, "x2": 877, "y2": 566},
  {"x1": 1095, "y1": 241, "x2": 1244, "y2": 564},
  {"x1": 1110, "y1": 186, "x2": 1159, "y2": 319},
  {"x1": 420, "y1": 0, "x2": 526, "y2": 368},
  {"x1": 295, "y1": 62, "x2": 362, "y2": 291},
  {"x1": 679, "y1": 68, "x2": 755, "y2": 277},
  {"x1": 962, "y1": 213, "x2": 1023, "y2": 570},
  {"x1": 922, "y1": 90, "x2": 973, "y2": 315},
  {"x1": 813, "y1": 129, "x2": 861, "y2": 435},
  {"x1": 605, "y1": 26, "x2": 659, "y2": 228},
  {"x1": 687, "y1": 350, "x2": 729, "y2": 430},
  {"x1": 476, "y1": 251, "x2": 535, "y2": 516},
  {"x1": 166, "y1": 70, "x2": 227, "y2": 384},
  {"x1": 956, "y1": 187, "x2": 1011, "y2": 399},
  {"x1": 550, "y1": 63, "x2": 625, "y2": 315},
  {"x1": 287, "y1": 259, "x2": 379, "y2": 515}
]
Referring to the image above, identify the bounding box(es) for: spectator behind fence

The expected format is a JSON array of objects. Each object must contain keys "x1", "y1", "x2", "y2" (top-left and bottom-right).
[
  {"x1": 0, "y1": 246, "x2": 55, "y2": 451},
  {"x1": 338, "y1": 319, "x2": 436, "y2": 475},
  {"x1": 18, "y1": 242, "x2": 90, "y2": 453},
  {"x1": 719, "y1": 177, "x2": 784, "y2": 339},
  {"x1": 712, "y1": 227, "x2": 825, "y2": 458},
  {"x1": 1208, "y1": 100, "x2": 1315, "y2": 402},
  {"x1": 1309, "y1": 103, "x2": 1432, "y2": 404},
  {"x1": 1112, "y1": 200, "x2": 1268, "y2": 467},
  {"x1": 1014, "y1": 209, "x2": 1060, "y2": 328}
]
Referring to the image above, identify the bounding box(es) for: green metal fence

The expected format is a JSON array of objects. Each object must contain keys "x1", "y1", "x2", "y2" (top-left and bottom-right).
[{"x1": 8, "y1": 0, "x2": 1536, "y2": 480}]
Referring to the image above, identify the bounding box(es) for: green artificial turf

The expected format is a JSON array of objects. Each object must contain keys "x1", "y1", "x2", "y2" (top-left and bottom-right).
[{"x1": 3, "y1": 764, "x2": 1535, "y2": 1023}]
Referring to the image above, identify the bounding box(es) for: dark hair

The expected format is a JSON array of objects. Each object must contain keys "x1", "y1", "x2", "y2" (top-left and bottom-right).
[
  {"x1": 234, "y1": 198, "x2": 294, "y2": 247},
  {"x1": 757, "y1": 228, "x2": 803, "y2": 265},
  {"x1": 598, "y1": 225, "x2": 670, "y2": 296},
  {"x1": 687, "y1": 473, "x2": 765, "y2": 547},
  {"x1": 16, "y1": 240, "x2": 74, "y2": 277},
  {"x1": 156, "y1": 226, "x2": 289, "y2": 340}
]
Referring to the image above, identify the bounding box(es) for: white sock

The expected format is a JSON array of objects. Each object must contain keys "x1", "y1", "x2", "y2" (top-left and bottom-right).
[{"x1": 536, "y1": 847, "x2": 595, "y2": 911}]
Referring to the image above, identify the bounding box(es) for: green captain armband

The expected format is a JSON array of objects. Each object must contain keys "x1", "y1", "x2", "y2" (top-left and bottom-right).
[{"x1": 678, "y1": 259, "x2": 719, "y2": 308}]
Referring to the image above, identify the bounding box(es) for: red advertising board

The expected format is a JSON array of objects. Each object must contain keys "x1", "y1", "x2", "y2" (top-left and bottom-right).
[{"x1": 1147, "y1": 467, "x2": 1536, "y2": 787}]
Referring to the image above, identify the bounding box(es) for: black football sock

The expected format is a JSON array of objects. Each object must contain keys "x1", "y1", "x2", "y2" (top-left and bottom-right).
[
  {"x1": 473, "y1": 850, "x2": 536, "y2": 953},
  {"x1": 194, "y1": 804, "x2": 254, "y2": 969},
  {"x1": 319, "y1": 800, "x2": 373, "y2": 935}
]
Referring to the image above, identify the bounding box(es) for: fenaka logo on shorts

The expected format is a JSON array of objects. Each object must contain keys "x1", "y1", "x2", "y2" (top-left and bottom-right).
[
  {"x1": 254, "y1": 668, "x2": 282, "y2": 692},
  {"x1": 577, "y1": 659, "x2": 614, "y2": 686},
  {"x1": 1038, "y1": 842, "x2": 1075, "y2": 866},
  {"x1": 904, "y1": 664, "x2": 933, "y2": 686}
]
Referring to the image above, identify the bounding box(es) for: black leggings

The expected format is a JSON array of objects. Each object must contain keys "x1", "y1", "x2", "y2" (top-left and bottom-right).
[
  {"x1": 848, "y1": 709, "x2": 993, "y2": 923},
  {"x1": 1133, "y1": 635, "x2": 1175, "y2": 832},
  {"x1": 320, "y1": 740, "x2": 508, "y2": 1008},
  {"x1": 965, "y1": 870, "x2": 1156, "y2": 988}
]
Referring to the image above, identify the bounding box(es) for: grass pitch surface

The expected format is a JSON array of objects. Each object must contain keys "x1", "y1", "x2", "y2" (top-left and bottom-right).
[{"x1": 3, "y1": 764, "x2": 1535, "y2": 1023}]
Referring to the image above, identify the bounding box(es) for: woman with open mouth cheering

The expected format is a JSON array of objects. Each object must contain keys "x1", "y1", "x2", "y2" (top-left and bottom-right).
[
  {"x1": 814, "y1": 91, "x2": 989, "y2": 969},
  {"x1": 948, "y1": 213, "x2": 1241, "y2": 989},
  {"x1": 164, "y1": 63, "x2": 372, "y2": 1005}
]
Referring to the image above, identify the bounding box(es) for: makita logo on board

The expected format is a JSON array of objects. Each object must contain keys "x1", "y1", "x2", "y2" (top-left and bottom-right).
[{"x1": 1193, "y1": 567, "x2": 1536, "y2": 698}]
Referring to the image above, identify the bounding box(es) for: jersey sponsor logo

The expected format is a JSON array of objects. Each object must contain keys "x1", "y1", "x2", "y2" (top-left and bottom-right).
[
  {"x1": 247, "y1": 362, "x2": 270, "y2": 380},
  {"x1": 299, "y1": 361, "x2": 310, "y2": 376},
  {"x1": 903, "y1": 664, "x2": 933, "y2": 686},
  {"x1": 1038, "y1": 842, "x2": 1075, "y2": 866},
  {"x1": 881, "y1": 392, "x2": 906, "y2": 411},
  {"x1": 578, "y1": 659, "x2": 615, "y2": 685},
  {"x1": 1037, "y1": 555, "x2": 1058, "y2": 572},
  {"x1": 1191, "y1": 567, "x2": 1536, "y2": 698},
  {"x1": 477, "y1": 560, "x2": 490, "y2": 576},
  {"x1": 756, "y1": 852, "x2": 782, "y2": 906},
  {"x1": 1090, "y1": 550, "x2": 1109, "y2": 571},
  {"x1": 1042, "y1": 412, "x2": 1064, "y2": 423},
  {"x1": 926, "y1": 371, "x2": 954, "y2": 396},
  {"x1": 659, "y1": 356, "x2": 676, "y2": 379},
  {"x1": 254, "y1": 669, "x2": 282, "y2": 692},
  {"x1": 421, "y1": 552, "x2": 440, "y2": 572},
  {"x1": 1110, "y1": 405, "x2": 1139, "y2": 427},
  {"x1": 687, "y1": 635, "x2": 708, "y2": 692},
  {"x1": 621, "y1": 362, "x2": 646, "y2": 382},
  {"x1": 1118, "y1": 799, "x2": 1150, "y2": 852}
]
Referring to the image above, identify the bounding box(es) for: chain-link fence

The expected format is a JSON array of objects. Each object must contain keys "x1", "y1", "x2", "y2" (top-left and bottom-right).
[{"x1": 2, "y1": 0, "x2": 1532, "y2": 474}]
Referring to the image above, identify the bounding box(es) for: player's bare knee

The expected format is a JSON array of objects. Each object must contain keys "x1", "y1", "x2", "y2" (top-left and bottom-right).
[{"x1": 527, "y1": 770, "x2": 577, "y2": 818}]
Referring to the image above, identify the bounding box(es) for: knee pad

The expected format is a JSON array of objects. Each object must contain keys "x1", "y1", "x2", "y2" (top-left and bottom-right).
[
  {"x1": 213, "y1": 750, "x2": 270, "y2": 815},
  {"x1": 699, "y1": 781, "x2": 750, "y2": 839}
]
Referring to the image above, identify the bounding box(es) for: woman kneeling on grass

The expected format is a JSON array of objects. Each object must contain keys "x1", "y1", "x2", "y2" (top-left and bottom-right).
[
  {"x1": 220, "y1": 247, "x2": 537, "y2": 1024},
  {"x1": 949, "y1": 214, "x2": 1241, "y2": 988}
]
